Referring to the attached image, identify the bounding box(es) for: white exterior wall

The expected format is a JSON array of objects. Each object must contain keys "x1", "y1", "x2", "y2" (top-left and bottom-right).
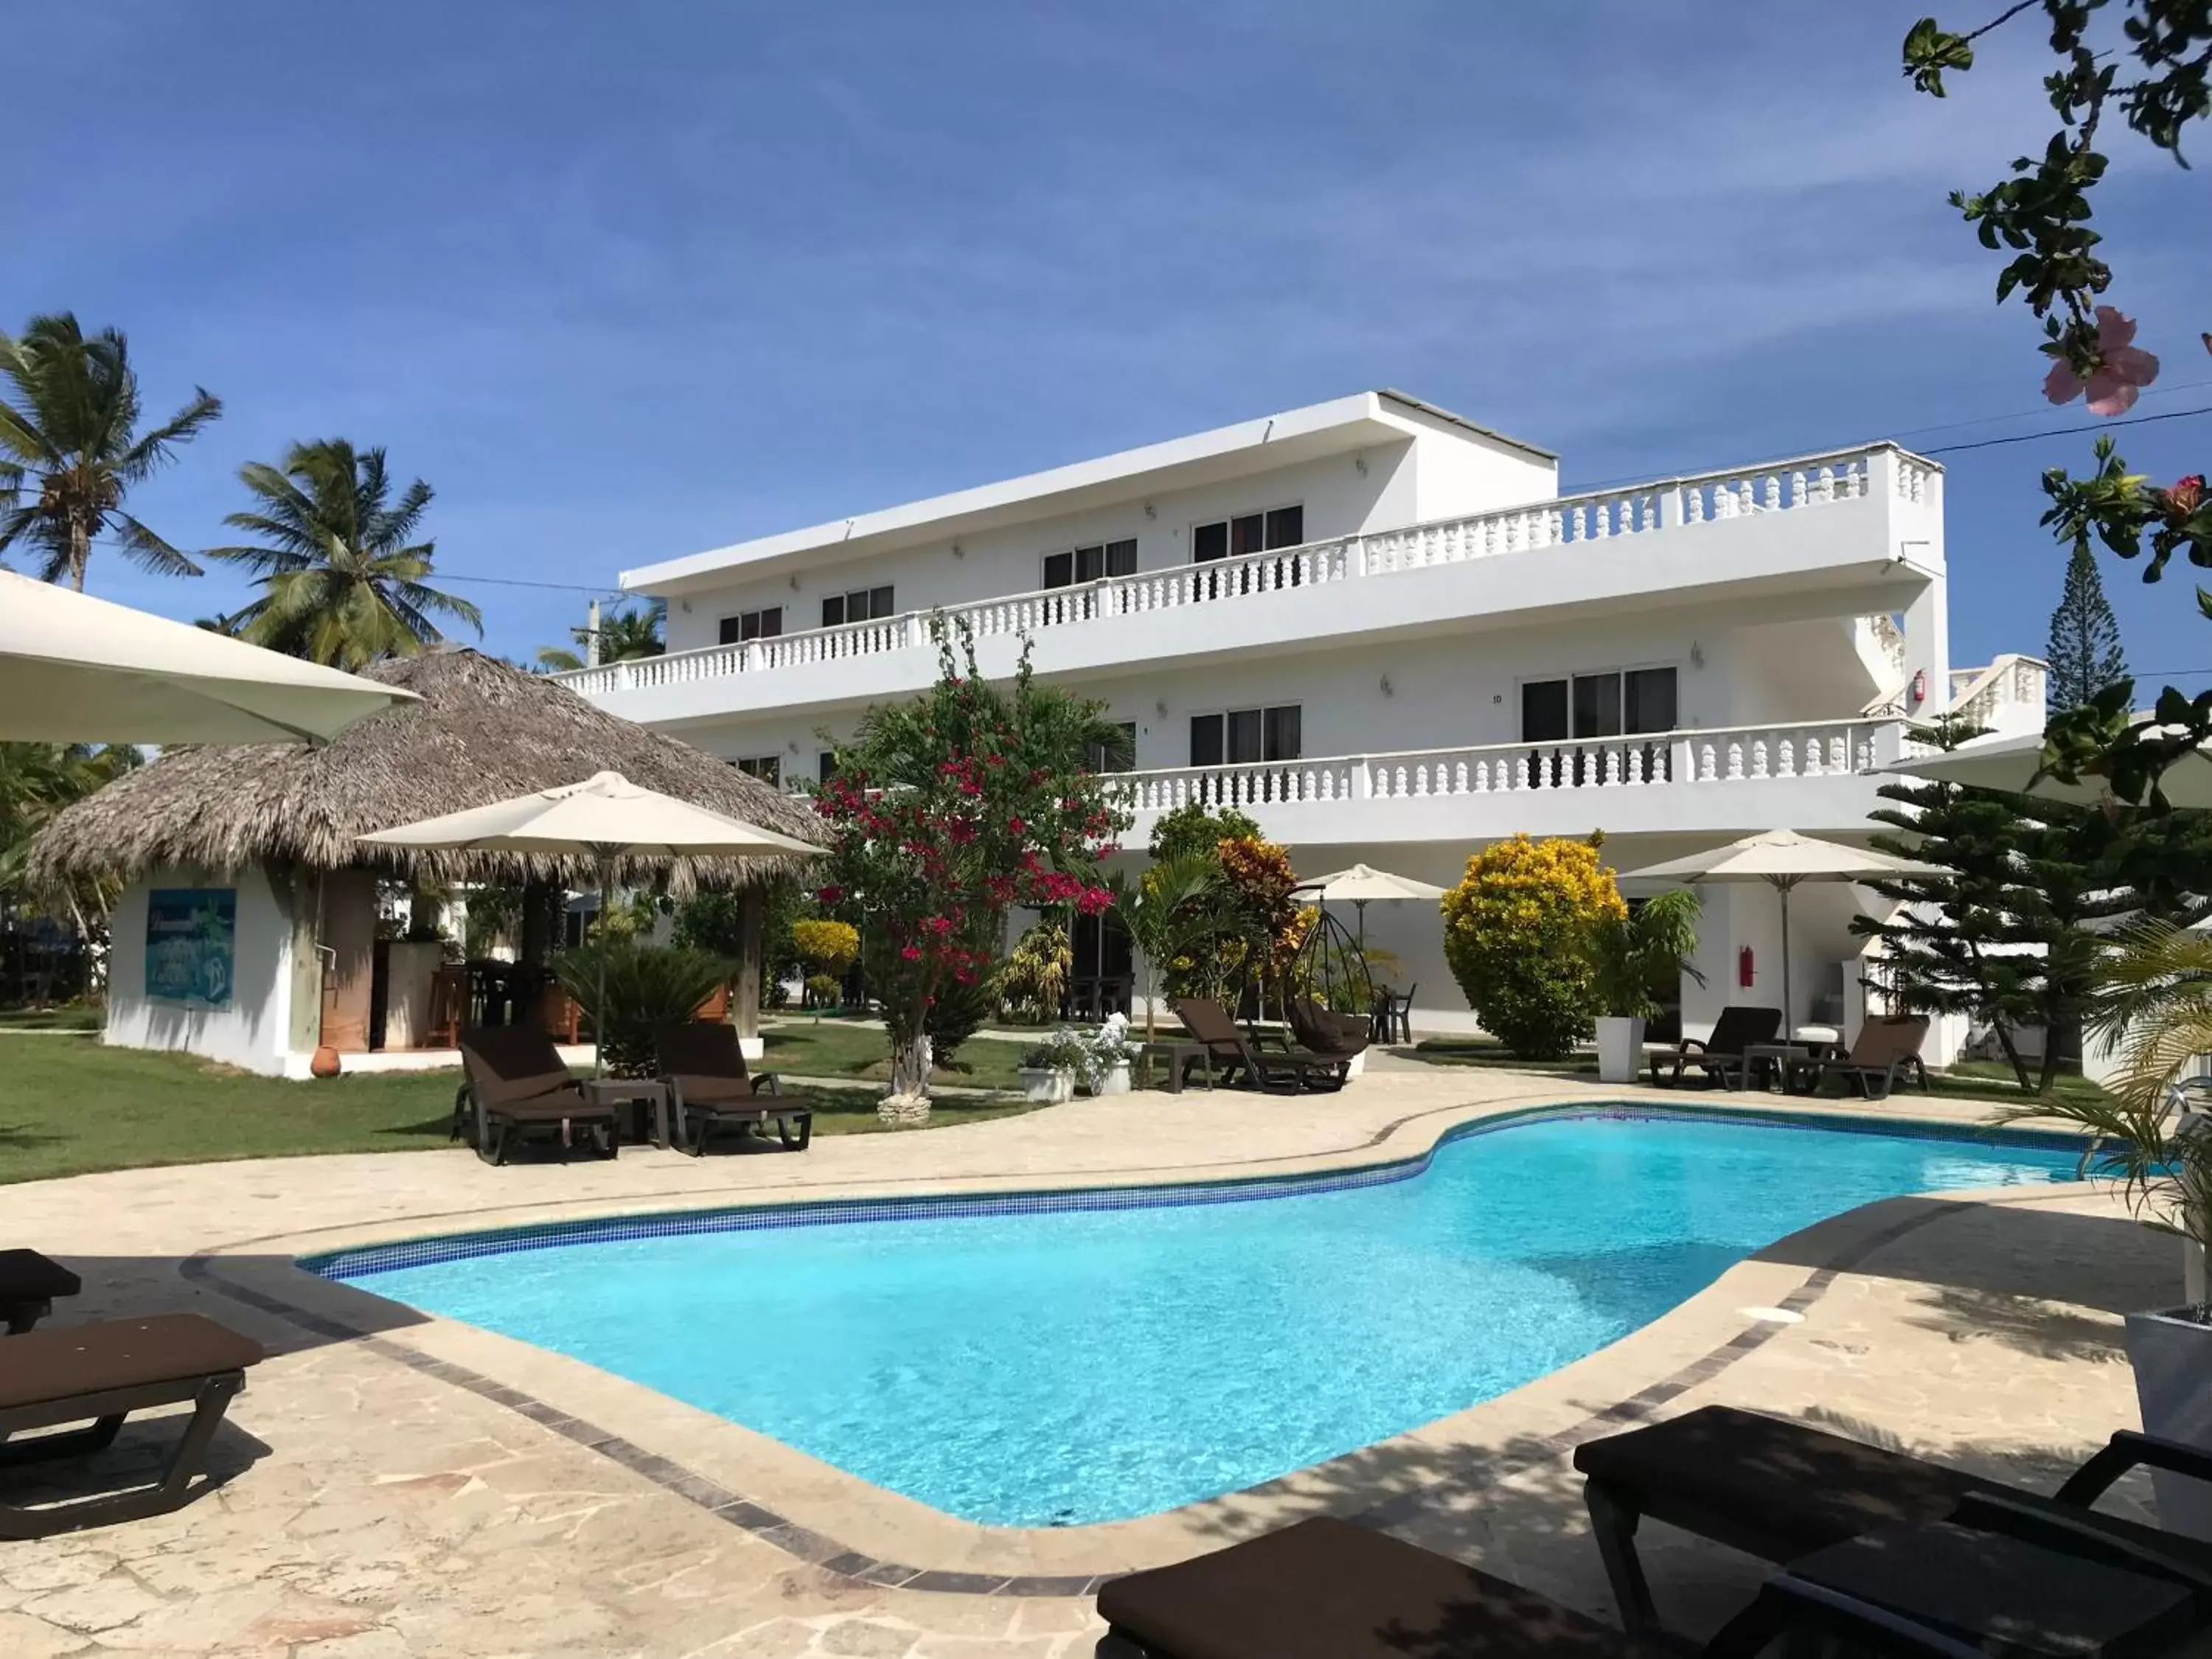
[{"x1": 105, "y1": 865, "x2": 298, "y2": 1077}]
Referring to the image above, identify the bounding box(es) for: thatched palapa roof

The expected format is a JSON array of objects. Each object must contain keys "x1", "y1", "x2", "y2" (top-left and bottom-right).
[{"x1": 32, "y1": 649, "x2": 821, "y2": 891}]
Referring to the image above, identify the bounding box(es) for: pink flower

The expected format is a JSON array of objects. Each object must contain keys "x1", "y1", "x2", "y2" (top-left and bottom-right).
[
  {"x1": 816, "y1": 885, "x2": 843, "y2": 905},
  {"x1": 900, "y1": 945, "x2": 922, "y2": 961},
  {"x1": 1006, "y1": 815, "x2": 1026, "y2": 835},
  {"x1": 2044, "y1": 307, "x2": 2161, "y2": 415}
]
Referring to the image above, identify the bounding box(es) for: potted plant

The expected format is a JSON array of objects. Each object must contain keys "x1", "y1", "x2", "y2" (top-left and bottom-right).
[
  {"x1": 1017, "y1": 1028, "x2": 1087, "y2": 1104},
  {"x1": 1586, "y1": 889, "x2": 1704, "y2": 1085},
  {"x1": 1079, "y1": 1012, "x2": 1138, "y2": 1096},
  {"x1": 1994, "y1": 919, "x2": 2212, "y2": 1538}
]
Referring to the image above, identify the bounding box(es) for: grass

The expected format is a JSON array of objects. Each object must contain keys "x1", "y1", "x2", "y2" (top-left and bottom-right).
[
  {"x1": 760, "y1": 1018, "x2": 1032, "y2": 1090},
  {"x1": 0, "y1": 1006, "x2": 102, "y2": 1031},
  {"x1": 0, "y1": 1033, "x2": 1037, "y2": 1186}
]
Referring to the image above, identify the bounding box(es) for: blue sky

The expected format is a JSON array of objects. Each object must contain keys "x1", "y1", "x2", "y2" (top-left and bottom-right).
[{"x1": 10, "y1": 1, "x2": 2210, "y2": 684}]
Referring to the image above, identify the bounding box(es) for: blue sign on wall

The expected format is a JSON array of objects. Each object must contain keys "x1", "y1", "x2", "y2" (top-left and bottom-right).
[{"x1": 145, "y1": 888, "x2": 237, "y2": 1009}]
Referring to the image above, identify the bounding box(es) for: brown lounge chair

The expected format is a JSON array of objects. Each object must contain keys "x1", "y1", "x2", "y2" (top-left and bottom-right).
[
  {"x1": 453, "y1": 1026, "x2": 619, "y2": 1165},
  {"x1": 1, "y1": 1314, "x2": 262, "y2": 1539},
  {"x1": 1785, "y1": 1015, "x2": 1932, "y2": 1100},
  {"x1": 1093, "y1": 1514, "x2": 1989, "y2": 1659},
  {"x1": 1573, "y1": 1405, "x2": 2212, "y2": 1635},
  {"x1": 654, "y1": 1021, "x2": 813, "y2": 1155},
  {"x1": 1, "y1": 1248, "x2": 80, "y2": 1335},
  {"x1": 1287, "y1": 996, "x2": 1371, "y2": 1060},
  {"x1": 1174, "y1": 998, "x2": 1349, "y2": 1095},
  {"x1": 1647, "y1": 1006, "x2": 1781, "y2": 1090}
]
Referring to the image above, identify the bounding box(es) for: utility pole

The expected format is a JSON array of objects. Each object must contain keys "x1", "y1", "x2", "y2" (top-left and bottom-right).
[{"x1": 585, "y1": 598, "x2": 602, "y2": 668}]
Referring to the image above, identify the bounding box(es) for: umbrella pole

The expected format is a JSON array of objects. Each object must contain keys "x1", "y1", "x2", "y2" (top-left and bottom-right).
[
  {"x1": 1777, "y1": 880, "x2": 1794, "y2": 1041},
  {"x1": 595, "y1": 854, "x2": 612, "y2": 1079},
  {"x1": 1355, "y1": 899, "x2": 1367, "y2": 953}
]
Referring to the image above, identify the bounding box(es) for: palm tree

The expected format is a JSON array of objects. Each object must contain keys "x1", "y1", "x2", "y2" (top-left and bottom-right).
[
  {"x1": 0, "y1": 314, "x2": 222, "y2": 590},
  {"x1": 536, "y1": 602, "x2": 664, "y2": 672},
  {"x1": 204, "y1": 439, "x2": 481, "y2": 669}
]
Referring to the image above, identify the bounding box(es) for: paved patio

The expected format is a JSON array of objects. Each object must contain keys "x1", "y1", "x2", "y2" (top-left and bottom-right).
[{"x1": 0, "y1": 1065, "x2": 2176, "y2": 1657}]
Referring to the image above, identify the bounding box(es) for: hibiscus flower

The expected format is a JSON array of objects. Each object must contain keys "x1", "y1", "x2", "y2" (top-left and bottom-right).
[{"x1": 2044, "y1": 307, "x2": 2160, "y2": 415}]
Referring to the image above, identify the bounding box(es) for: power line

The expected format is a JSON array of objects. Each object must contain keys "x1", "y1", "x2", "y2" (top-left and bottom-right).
[{"x1": 1920, "y1": 403, "x2": 2212, "y2": 455}]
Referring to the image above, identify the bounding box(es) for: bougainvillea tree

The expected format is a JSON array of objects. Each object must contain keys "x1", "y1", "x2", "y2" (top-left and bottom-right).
[{"x1": 811, "y1": 622, "x2": 1131, "y2": 1119}]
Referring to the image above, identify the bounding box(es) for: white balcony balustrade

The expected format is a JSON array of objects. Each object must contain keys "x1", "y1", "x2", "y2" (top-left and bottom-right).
[
  {"x1": 554, "y1": 442, "x2": 1936, "y2": 699},
  {"x1": 1108, "y1": 720, "x2": 1893, "y2": 818}
]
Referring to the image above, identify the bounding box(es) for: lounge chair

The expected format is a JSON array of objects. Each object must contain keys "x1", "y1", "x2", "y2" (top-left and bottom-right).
[
  {"x1": 1573, "y1": 1404, "x2": 2212, "y2": 1635},
  {"x1": 453, "y1": 1026, "x2": 619, "y2": 1165},
  {"x1": 1, "y1": 1314, "x2": 262, "y2": 1539},
  {"x1": 1647, "y1": 1006, "x2": 1781, "y2": 1090},
  {"x1": 654, "y1": 1021, "x2": 813, "y2": 1154},
  {"x1": 1093, "y1": 1513, "x2": 1992, "y2": 1659},
  {"x1": 1786, "y1": 1015, "x2": 1931, "y2": 1100},
  {"x1": 1173, "y1": 998, "x2": 1349, "y2": 1094},
  {"x1": 1287, "y1": 995, "x2": 1371, "y2": 1060},
  {"x1": 0, "y1": 1249, "x2": 80, "y2": 1335}
]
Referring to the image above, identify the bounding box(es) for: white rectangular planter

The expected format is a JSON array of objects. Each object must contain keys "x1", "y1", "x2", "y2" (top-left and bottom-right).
[
  {"x1": 1596, "y1": 1016, "x2": 1646, "y2": 1085},
  {"x1": 1020, "y1": 1067, "x2": 1075, "y2": 1105},
  {"x1": 2125, "y1": 1306, "x2": 2212, "y2": 1541},
  {"x1": 1093, "y1": 1062, "x2": 1132, "y2": 1097}
]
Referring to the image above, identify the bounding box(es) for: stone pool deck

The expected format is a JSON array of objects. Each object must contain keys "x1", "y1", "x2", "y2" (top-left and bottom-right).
[{"x1": 0, "y1": 1066, "x2": 2176, "y2": 1657}]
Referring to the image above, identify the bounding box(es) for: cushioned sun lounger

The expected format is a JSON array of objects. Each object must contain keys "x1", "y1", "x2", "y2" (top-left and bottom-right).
[
  {"x1": 454, "y1": 1026, "x2": 619, "y2": 1165},
  {"x1": 1573, "y1": 1405, "x2": 2212, "y2": 1635},
  {"x1": 654, "y1": 1021, "x2": 811, "y2": 1154},
  {"x1": 1647, "y1": 1006, "x2": 1781, "y2": 1089},
  {"x1": 1787, "y1": 1015, "x2": 1932, "y2": 1100},
  {"x1": 1093, "y1": 1514, "x2": 1986, "y2": 1659},
  {"x1": 1174, "y1": 999, "x2": 1349, "y2": 1094},
  {"x1": 0, "y1": 1248, "x2": 80, "y2": 1335},
  {"x1": 0, "y1": 1314, "x2": 263, "y2": 1539}
]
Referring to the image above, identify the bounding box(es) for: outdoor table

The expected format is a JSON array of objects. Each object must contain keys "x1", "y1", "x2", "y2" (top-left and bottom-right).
[
  {"x1": 582, "y1": 1078, "x2": 669, "y2": 1150},
  {"x1": 1789, "y1": 1519, "x2": 2197, "y2": 1659},
  {"x1": 1743, "y1": 1040, "x2": 1834, "y2": 1093},
  {"x1": 1135, "y1": 1040, "x2": 1214, "y2": 1094}
]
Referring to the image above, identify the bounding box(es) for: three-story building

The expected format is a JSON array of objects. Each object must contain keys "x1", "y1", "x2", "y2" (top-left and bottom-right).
[{"x1": 559, "y1": 390, "x2": 2042, "y2": 1038}]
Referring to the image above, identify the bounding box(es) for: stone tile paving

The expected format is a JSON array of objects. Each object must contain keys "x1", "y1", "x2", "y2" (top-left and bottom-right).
[{"x1": 0, "y1": 1068, "x2": 2175, "y2": 1654}]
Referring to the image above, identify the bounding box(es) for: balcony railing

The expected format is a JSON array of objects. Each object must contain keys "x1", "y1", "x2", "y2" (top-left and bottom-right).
[
  {"x1": 554, "y1": 441, "x2": 1937, "y2": 698},
  {"x1": 1108, "y1": 718, "x2": 1893, "y2": 815}
]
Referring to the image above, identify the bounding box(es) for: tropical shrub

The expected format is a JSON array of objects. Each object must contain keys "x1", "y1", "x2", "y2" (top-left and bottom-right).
[
  {"x1": 1111, "y1": 853, "x2": 1230, "y2": 1038},
  {"x1": 556, "y1": 942, "x2": 733, "y2": 1078},
  {"x1": 1587, "y1": 889, "x2": 1705, "y2": 1021},
  {"x1": 1001, "y1": 919, "x2": 1072, "y2": 1023},
  {"x1": 1018, "y1": 1027, "x2": 1091, "y2": 1073},
  {"x1": 1147, "y1": 799, "x2": 1262, "y2": 863},
  {"x1": 925, "y1": 967, "x2": 1001, "y2": 1070},
  {"x1": 790, "y1": 917, "x2": 859, "y2": 977},
  {"x1": 804, "y1": 973, "x2": 841, "y2": 1009},
  {"x1": 1441, "y1": 835, "x2": 1625, "y2": 1059}
]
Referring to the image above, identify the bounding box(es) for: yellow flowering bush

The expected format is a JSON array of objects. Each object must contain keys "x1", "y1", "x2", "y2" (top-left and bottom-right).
[
  {"x1": 1440, "y1": 835, "x2": 1627, "y2": 1059},
  {"x1": 790, "y1": 918, "x2": 860, "y2": 978}
]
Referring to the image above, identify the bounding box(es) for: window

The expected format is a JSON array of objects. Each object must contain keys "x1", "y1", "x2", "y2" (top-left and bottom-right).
[
  {"x1": 821, "y1": 585, "x2": 894, "y2": 628},
  {"x1": 1192, "y1": 505, "x2": 1303, "y2": 564},
  {"x1": 818, "y1": 751, "x2": 838, "y2": 785},
  {"x1": 717, "y1": 606, "x2": 783, "y2": 645},
  {"x1": 731, "y1": 755, "x2": 781, "y2": 786},
  {"x1": 1520, "y1": 667, "x2": 1678, "y2": 740},
  {"x1": 1085, "y1": 721, "x2": 1137, "y2": 774},
  {"x1": 1518, "y1": 665, "x2": 1679, "y2": 786},
  {"x1": 1045, "y1": 538, "x2": 1138, "y2": 588},
  {"x1": 1189, "y1": 704, "x2": 1301, "y2": 767}
]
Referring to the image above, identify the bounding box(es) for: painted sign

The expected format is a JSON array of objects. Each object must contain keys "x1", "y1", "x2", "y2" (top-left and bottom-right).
[{"x1": 145, "y1": 888, "x2": 237, "y2": 1009}]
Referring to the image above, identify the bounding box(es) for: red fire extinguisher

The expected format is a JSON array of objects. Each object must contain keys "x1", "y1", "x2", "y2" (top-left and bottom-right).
[
  {"x1": 1908, "y1": 668, "x2": 1927, "y2": 706},
  {"x1": 1739, "y1": 946, "x2": 1756, "y2": 990}
]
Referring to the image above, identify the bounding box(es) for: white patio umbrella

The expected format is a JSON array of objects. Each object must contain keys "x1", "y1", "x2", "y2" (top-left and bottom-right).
[
  {"x1": 0, "y1": 568, "x2": 416, "y2": 743},
  {"x1": 356, "y1": 770, "x2": 818, "y2": 1074},
  {"x1": 1874, "y1": 726, "x2": 2212, "y2": 810},
  {"x1": 1294, "y1": 863, "x2": 1445, "y2": 948},
  {"x1": 1615, "y1": 830, "x2": 1944, "y2": 1037}
]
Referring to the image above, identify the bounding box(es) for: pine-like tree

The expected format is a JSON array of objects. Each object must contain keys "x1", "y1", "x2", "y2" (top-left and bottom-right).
[{"x1": 2045, "y1": 542, "x2": 2129, "y2": 710}]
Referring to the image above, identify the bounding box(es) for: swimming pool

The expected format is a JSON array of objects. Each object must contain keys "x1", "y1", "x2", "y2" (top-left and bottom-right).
[{"x1": 324, "y1": 1109, "x2": 2081, "y2": 1527}]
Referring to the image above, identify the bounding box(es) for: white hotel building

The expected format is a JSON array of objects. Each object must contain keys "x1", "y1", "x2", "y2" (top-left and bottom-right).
[{"x1": 558, "y1": 390, "x2": 2044, "y2": 1040}]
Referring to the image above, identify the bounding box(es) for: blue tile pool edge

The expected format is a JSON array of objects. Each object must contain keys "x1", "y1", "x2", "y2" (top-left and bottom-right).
[{"x1": 303, "y1": 1099, "x2": 2090, "y2": 1282}]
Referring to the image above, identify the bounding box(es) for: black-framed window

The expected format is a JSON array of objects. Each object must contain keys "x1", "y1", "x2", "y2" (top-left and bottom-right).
[
  {"x1": 1190, "y1": 705, "x2": 1300, "y2": 767},
  {"x1": 717, "y1": 606, "x2": 783, "y2": 645},
  {"x1": 1192, "y1": 505, "x2": 1303, "y2": 564},
  {"x1": 818, "y1": 751, "x2": 838, "y2": 785},
  {"x1": 1520, "y1": 667, "x2": 1678, "y2": 740},
  {"x1": 1045, "y1": 538, "x2": 1138, "y2": 588},
  {"x1": 1085, "y1": 720, "x2": 1137, "y2": 773},
  {"x1": 821, "y1": 585, "x2": 894, "y2": 628},
  {"x1": 731, "y1": 755, "x2": 782, "y2": 786}
]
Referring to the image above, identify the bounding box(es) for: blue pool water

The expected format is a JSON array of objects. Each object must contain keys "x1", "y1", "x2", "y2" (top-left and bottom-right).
[{"x1": 333, "y1": 1112, "x2": 2080, "y2": 1526}]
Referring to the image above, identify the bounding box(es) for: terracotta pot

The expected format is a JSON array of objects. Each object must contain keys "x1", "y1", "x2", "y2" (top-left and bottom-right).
[{"x1": 309, "y1": 1045, "x2": 342, "y2": 1079}]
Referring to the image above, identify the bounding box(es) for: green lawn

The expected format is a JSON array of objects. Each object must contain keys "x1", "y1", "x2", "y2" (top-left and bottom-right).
[
  {"x1": 0, "y1": 1006, "x2": 103, "y2": 1031},
  {"x1": 0, "y1": 1034, "x2": 1035, "y2": 1185},
  {"x1": 760, "y1": 1019, "x2": 1031, "y2": 1090}
]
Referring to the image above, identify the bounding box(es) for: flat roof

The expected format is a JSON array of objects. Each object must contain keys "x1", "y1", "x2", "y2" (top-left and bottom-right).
[{"x1": 622, "y1": 389, "x2": 1555, "y2": 595}]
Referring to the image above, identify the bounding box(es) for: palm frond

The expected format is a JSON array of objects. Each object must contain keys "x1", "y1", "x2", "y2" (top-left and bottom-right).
[
  {"x1": 111, "y1": 513, "x2": 204, "y2": 579},
  {"x1": 114, "y1": 386, "x2": 223, "y2": 487}
]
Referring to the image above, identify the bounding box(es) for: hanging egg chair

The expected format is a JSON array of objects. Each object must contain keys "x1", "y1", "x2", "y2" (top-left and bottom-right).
[{"x1": 1282, "y1": 887, "x2": 1374, "y2": 1058}]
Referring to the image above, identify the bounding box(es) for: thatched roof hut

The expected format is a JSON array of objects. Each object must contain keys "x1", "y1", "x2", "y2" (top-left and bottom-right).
[{"x1": 32, "y1": 648, "x2": 821, "y2": 891}]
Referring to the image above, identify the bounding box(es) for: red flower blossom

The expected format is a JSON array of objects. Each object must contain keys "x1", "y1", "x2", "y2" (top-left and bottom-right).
[
  {"x1": 816, "y1": 885, "x2": 844, "y2": 905},
  {"x1": 2171, "y1": 474, "x2": 2205, "y2": 518},
  {"x1": 1007, "y1": 815, "x2": 1026, "y2": 835},
  {"x1": 900, "y1": 945, "x2": 922, "y2": 961}
]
